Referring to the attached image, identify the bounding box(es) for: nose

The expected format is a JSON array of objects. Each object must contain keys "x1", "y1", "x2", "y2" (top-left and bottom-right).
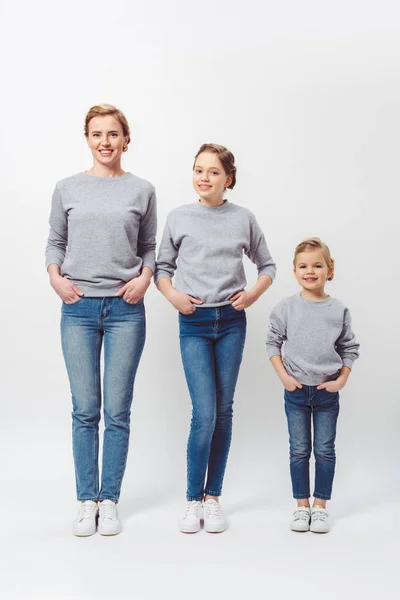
[
  {"x1": 101, "y1": 135, "x2": 110, "y2": 147},
  {"x1": 200, "y1": 173, "x2": 210, "y2": 182}
]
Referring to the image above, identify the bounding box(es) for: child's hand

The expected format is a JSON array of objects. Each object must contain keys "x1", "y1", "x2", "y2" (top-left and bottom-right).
[
  {"x1": 282, "y1": 375, "x2": 303, "y2": 392},
  {"x1": 317, "y1": 379, "x2": 346, "y2": 393}
]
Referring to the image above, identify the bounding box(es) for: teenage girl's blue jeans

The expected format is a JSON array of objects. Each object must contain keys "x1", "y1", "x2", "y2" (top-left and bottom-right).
[
  {"x1": 179, "y1": 304, "x2": 247, "y2": 501},
  {"x1": 61, "y1": 297, "x2": 146, "y2": 502},
  {"x1": 284, "y1": 385, "x2": 340, "y2": 500}
]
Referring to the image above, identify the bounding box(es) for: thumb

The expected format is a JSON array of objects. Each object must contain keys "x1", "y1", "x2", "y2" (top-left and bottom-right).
[
  {"x1": 295, "y1": 381, "x2": 303, "y2": 389},
  {"x1": 230, "y1": 292, "x2": 241, "y2": 301},
  {"x1": 316, "y1": 383, "x2": 326, "y2": 390},
  {"x1": 115, "y1": 284, "x2": 128, "y2": 297},
  {"x1": 189, "y1": 296, "x2": 203, "y2": 304},
  {"x1": 72, "y1": 285, "x2": 84, "y2": 296}
]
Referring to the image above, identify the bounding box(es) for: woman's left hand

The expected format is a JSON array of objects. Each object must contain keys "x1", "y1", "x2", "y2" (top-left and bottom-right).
[
  {"x1": 115, "y1": 274, "x2": 151, "y2": 304},
  {"x1": 230, "y1": 291, "x2": 256, "y2": 311}
]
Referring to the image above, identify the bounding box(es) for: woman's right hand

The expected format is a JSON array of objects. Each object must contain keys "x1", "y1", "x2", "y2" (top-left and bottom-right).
[
  {"x1": 169, "y1": 290, "x2": 203, "y2": 314},
  {"x1": 50, "y1": 274, "x2": 84, "y2": 304},
  {"x1": 282, "y1": 375, "x2": 303, "y2": 392}
]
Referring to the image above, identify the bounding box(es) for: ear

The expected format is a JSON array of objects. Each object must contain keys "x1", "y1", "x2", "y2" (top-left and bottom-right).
[
  {"x1": 123, "y1": 137, "x2": 129, "y2": 152},
  {"x1": 225, "y1": 175, "x2": 232, "y2": 189}
]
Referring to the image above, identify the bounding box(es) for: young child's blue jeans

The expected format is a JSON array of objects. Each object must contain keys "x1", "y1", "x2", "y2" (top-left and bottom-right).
[{"x1": 284, "y1": 385, "x2": 340, "y2": 500}]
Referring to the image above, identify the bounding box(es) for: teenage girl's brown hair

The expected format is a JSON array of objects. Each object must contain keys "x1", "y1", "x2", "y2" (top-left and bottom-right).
[
  {"x1": 294, "y1": 237, "x2": 335, "y2": 281},
  {"x1": 193, "y1": 143, "x2": 236, "y2": 189},
  {"x1": 84, "y1": 104, "x2": 131, "y2": 150}
]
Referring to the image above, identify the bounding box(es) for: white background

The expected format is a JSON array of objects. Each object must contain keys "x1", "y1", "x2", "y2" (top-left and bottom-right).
[{"x1": 1, "y1": 1, "x2": 399, "y2": 598}]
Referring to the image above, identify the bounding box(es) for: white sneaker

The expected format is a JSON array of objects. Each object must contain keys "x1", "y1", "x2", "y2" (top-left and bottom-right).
[
  {"x1": 310, "y1": 506, "x2": 330, "y2": 533},
  {"x1": 203, "y1": 499, "x2": 226, "y2": 533},
  {"x1": 179, "y1": 501, "x2": 202, "y2": 533},
  {"x1": 72, "y1": 500, "x2": 98, "y2": 537},
  {"x1": 98, "y1": 500, "x2": 121, "y2": 536},
  {"x1": 290, "y1": 506, "x2": 311, "y2": 532}
]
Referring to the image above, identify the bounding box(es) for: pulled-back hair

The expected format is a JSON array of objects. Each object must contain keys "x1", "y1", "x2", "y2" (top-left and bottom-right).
[
  {"x1": 84, "y1": 104, "x2": 131, "y2": 149},
  {"x1": 193, "y1": 143, "x2": 236, "y2": 189},
  {"x1": 294, "y1": 237, "x2": 335, "y2": 280}
]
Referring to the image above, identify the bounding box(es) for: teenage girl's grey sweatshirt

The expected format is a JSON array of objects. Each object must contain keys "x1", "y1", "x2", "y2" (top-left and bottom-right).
[
  {"x1": 266, "y1": 293, "x2": 360, "y2": 385},
  {"x1": 154, "y1": 200, "x2": 276, "y2": 307},
  {"x1": 45, "y1": 172, "x2": 157, "y2": 297}
]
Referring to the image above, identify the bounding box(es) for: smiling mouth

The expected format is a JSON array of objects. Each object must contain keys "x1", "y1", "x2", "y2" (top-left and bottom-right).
[
  {"x1": 99, "y1": 149, "x2": 113, "y2": 155},
  {"x1": 304, "y1": 278, "x2": 318, "y2": 282}
]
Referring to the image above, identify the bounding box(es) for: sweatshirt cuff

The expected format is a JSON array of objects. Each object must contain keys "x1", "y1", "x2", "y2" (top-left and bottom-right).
[
  {"x1": 258, "y1": 267, "x2": 276, "y2": 282},
  {"x1": 266, "y1": 346, "x2": 282, "y2": 359},
  {"x1": 153, "y1": 272, "x2": 172, "y2": 284},
  {"x1": 342, "y1": 358, "x2": 354, "y2": 369},
  {"x1": 45, "y1": 255, "x2": 64, "y2": 269}
]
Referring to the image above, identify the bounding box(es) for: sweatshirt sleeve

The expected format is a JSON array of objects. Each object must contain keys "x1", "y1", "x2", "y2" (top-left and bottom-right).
[
  {"x1": 335, "y1": 308, "x2": 360, "y2": 369},
  {"x1": 45, "y1": 185, "x2": 68, "y2": 268},
  {"x1": 266, "y1": 302, "x2": 287, "y2": 359},
  {"x1": 137, "y1": 190, "x2": 157, "y2": 273},
  {"x1": 154, "y1": 219, "x2": 178, "y2": 284},
  {"x1": 246, "y1": 216, "x2": 277, "y2": 282}
]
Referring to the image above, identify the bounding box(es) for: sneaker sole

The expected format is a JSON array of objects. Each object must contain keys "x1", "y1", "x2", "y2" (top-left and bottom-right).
[
  {"x1": 290, "y1": 524, "x2": 310, "y2": 532},
  {"x1": 179, "y1": 523, "x2": 201, "y2": 533},
  {"x1": 98, "y1": 526, "x2": 121, "y2": 536},
  {"x1": 72, "y1": 527, "x2": 97, "y2": 537},
  {"x1": 204, "y1": 523, "x2": 225, "y2": 533}
]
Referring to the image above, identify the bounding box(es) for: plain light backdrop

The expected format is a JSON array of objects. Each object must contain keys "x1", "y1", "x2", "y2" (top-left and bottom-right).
[{"x1": 1, "y1": 1, "x2": 398, "y2": 598}]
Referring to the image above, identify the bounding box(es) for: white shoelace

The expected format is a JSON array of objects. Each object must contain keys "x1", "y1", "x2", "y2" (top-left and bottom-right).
[
  {"x1": 312, "y1": 510, "x2": 327, "y2": 522},
  {"x1": 293, "y1": 508, "x2": 310, "y2": 522},
  {"x1": 100, "y1": 502, "x2": 117, "y2": 520},
  {"x1": 78, "y1": 502, "x2": 97, "y2": 521},
  {"x1": 183, "y1": 501, "x2": 201, "y2": 518},
  {"x1": 204, "y1": 501, "x2": 222, "y2": 518}
]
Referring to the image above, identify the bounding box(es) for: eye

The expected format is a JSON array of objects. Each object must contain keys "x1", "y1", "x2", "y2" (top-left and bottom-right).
[
  {"x1": 93, "y1": 133, "x2": 100, "y2": 137},
  {"x1": 211, "y1": 171, "x2": 219, "y2": 175},
  {"x1": 298, "y1": 265, "x2": 306, "y2": 269},
  {"x1": 195, "y1": 169, "x2": 202, "y2": 173},
  {"x1": 111, "y1": 133, "x2": 118, "y2": 137}
]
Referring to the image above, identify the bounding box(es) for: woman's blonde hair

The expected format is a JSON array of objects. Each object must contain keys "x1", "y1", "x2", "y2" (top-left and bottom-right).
[
  {"x1": 294, "y1": 237, "x2": 335, "y2": 280},
  {"x1": 84, "y1": 104, "x2": 131, "y2": 150},
  {"x1": 193, "y1": 143, "x2": 237, "y2": 189}
]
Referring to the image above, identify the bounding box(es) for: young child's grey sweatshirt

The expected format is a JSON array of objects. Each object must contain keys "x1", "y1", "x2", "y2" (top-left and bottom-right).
[
  {"x1": 266, "y1": 293, "x2": 359, "y2": 385},
  {"x1": 155, "y1": 201, "x2": 276, "y2": 307},
  {"x1": 45, "y1": 172, "x2": 157, "y2": 297}
]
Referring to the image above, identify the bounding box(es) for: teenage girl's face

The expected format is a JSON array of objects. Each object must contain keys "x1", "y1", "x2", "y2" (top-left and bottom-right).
[
  {"x1": 86, "y1": 115, "x2": 127, "y2": 169},
  {"x1": 193, "y1": 152, "x2": 232, "y2": 203},
  {"x1": 294, "y1": 250, "x2": 332, "y2": 292}
]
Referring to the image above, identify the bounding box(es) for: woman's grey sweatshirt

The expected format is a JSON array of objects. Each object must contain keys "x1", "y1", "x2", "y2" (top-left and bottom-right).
[
  {"x1": 266, "y1": 293, "x2": 360, "y2": 385},
  {"x1": 45, "y1": 172, "x2": 157, "y2": 297},
  {"x1": 154, "y1": 200, "x2": 276, "y2": 307}
]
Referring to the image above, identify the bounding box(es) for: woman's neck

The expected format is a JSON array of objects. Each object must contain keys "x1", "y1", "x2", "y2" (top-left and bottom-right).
[{"x1": 86, "y1": 162, "x2": 126, "y2": 178}]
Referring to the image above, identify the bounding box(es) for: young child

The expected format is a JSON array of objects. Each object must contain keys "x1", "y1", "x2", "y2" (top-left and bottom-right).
[{"x1": 266, "y1": 238, "x2": 359, "y2": 533}]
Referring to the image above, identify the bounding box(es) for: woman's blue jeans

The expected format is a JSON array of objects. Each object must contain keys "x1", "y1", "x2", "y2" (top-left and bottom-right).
[
  {"x1": 284, "y1": 385, "x2": 340, "y2": 500},
  {"x1": 179, "y1": 304, "x2": 247, "y2": 501},
  {"x1": 61, "y1": 297, "x2": 146, "y2": 502}
]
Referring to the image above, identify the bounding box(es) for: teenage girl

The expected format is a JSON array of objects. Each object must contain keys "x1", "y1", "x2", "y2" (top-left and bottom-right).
[{"x1": 155, "y1": 144, "x2": 276, "y2": 533}]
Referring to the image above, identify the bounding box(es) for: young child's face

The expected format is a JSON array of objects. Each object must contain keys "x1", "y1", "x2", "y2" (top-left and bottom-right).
[
  {"x1": 193, "y1": 152, "x2": 232, "y2": 202},
  {"x1": 294, "y1": 250, "x2": 332, "y2": 292}
]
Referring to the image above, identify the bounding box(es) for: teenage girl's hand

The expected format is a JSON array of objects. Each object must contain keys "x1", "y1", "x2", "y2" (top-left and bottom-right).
[
  {"x1": 169, "y1": 290, "x2": 203, "y2": 315},
  {"x1": 115, "y1": 273, "x2": 151, "y2": 304},
  {"x1": 282, "y1": 375, "x2": 303, "y2": 392},
  {"x1": 230, "y1": 291, "x2": 256, "y2": 310},
  {"x1": 50, "y1": 274, "x2": 83, "y2": 304},
  {"x1": 317, "y1": 379, "x2": 345, "y2": 393}
]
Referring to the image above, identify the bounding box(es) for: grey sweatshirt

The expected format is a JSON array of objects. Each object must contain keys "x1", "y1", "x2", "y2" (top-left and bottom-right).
[
  {"x1": 45, "y1": 172, "x2": 157, "y2": 297},
  {"x1": 266, "y1": 293, "x2": 359, "y2": 385},
  {"x1": 155, "y1": 200, "x2": 276, "y2": 307}
]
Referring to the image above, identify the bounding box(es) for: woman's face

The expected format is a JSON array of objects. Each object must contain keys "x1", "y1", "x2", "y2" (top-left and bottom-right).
[
  {"x1": 86, "y1": 115, "x2": 127, "y2": 169},
  {"x1": 193, "y1": 152, "x2": 232, "y2": 203}
]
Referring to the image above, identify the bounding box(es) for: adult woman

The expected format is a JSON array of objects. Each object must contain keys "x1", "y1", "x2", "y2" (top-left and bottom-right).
[
  {"x1": 155, "y1": 144, "x2": 276, "y2": 533},
  {"x1": 46, "y1": 104, "x2": 157, "y2": 536}
]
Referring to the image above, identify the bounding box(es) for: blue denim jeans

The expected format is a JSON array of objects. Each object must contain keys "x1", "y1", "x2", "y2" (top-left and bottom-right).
[
  {"x1": 284, "y1": 385, "x2": 340, "y2": 500},
  {"x1": 61, "y1": 297, "x2": 146, "y2": 502},
  {"x1": 179, "y1": 304, "x2": 247, "y2": 501}
]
